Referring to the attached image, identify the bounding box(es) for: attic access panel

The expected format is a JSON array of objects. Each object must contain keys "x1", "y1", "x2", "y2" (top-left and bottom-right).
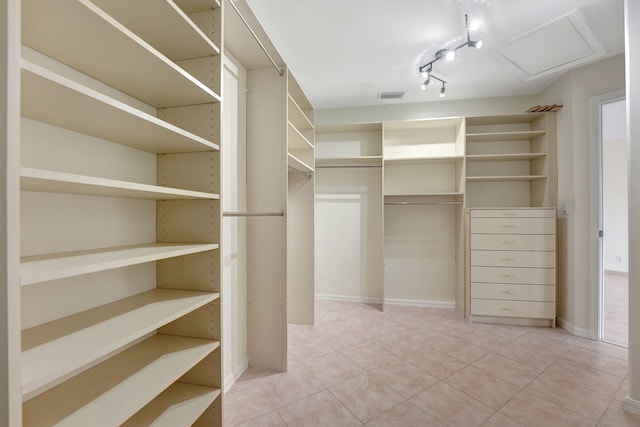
[{"x1": 498, "y1": 9, "x2": 605, "y2": 81}]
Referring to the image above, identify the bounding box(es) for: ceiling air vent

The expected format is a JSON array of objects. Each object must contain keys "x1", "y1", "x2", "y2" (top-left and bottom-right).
[{"x1": 379, "y1": 91, "x2": 405, "y2": 100}]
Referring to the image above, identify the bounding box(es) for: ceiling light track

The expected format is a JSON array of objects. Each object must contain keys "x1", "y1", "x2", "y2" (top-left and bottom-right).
[{"x1": 418, "y1": 13, "x2": 482, "y2": 97}]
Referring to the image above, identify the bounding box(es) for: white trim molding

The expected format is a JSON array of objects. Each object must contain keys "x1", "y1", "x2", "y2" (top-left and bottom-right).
[
  {"x1": 557, "y1": 317, "x2": 591, "y2": 338},
  {"x1": 315, "y1": 293, "x2": 383, "y2": 305},
  {"x1": 623, "y1": 397, "x2": 640, "y2": 416},
  {"x1": 383, "y1": 298, "x2": 455, "y2": 309},
  {"x1": 224, "y1": 357, "x2": 249, "y2": 393}
]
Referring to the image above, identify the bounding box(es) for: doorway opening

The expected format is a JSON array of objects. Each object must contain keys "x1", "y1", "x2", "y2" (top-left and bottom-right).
[
  {"x1": 592, "y1": 92, "x2": 628, "y2": 347},
  {"x1": 600, "y1": 98, "x2": 628, "y2": 347}
]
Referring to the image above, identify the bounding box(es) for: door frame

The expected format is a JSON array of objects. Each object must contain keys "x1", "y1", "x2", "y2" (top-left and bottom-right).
[{"x1": 588, "y1": 89, "x2": 626, "y2": 340}]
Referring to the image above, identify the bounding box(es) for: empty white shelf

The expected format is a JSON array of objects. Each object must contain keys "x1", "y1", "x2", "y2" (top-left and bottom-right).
[
  {"x1": 22, "y1": 0, "x2": 220, "y2": 107},
  {"x1": 91, "y1": 0, "x2": 221, "y2": 60},
  {"x1": 122, "y1": 382, "x2": 220, "y2": 426},
  {"x1": 21, "y1": 167, "x2": 220, "y2": 201},
  {"x1": 21, "y1": 60, "x2": 220, "y2": 153},
  {"x1": 466, "y1": 153, "x2": 547, "y2": 162},
  {"x1": 21, "y1": 243, "x2": 219, "y2": 286},
  {"x1": 22, "y1": 334, "x2": 219, "y2": 426},
  {"x1": 466, "y1": 175, "x2": 547, "y2": 182},
  {"x1": 465, "y1": 130, "x2": 547, "y2": 142},
  {"x1": 288, "y1": 122, "x2": 314, "y2": 151},
  {"x1": 287, "y1": 94, "x2": 314, "y2": 132},
  {"x1": 288, "y1": 153, "x2": 314, "y2": 174},
  {"x1": 384, "y1": 155, "x2": 463, "y2": 164},
  {"x1": 22, "y1": 288, "x2": 219, "y2": 401},
  {"x1": 384, "y1": 191, "x2": 464, "y2": 197},
  {"x1": 316, "y1": 156, "x2": 383, "y2": 167}
]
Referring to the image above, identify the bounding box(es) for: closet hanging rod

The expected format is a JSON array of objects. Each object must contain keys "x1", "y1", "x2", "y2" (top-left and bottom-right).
[
  {"x1": 228, "y1": 0, "x2": 284, "y2": 76},
  {"x1": 384, "y1": 201, "x2": 463, "y2": 206},
  {"x1": 223, "y1": 210, "x2": 284, "y2": 217}
]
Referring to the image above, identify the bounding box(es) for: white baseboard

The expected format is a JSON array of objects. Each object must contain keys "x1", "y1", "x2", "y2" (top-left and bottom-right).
[
  {"x1": 556, "y1": 317, "x2": 591, "y2": 338},
  {"x1": 315, "y1": 293, "x2": 383, "y2": 304},
  {"x1": 383, "y1": 298, "x2": 455, "y2": 309},
  {"x1": 623, "y1": 397, "x2": 640, "y2": 416},
  {"x1": 224, "y1": 357, "x2": 249, "y2": 393}
]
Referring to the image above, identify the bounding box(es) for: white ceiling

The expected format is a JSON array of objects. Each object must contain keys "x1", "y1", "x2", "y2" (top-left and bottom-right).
[{"x1": 242, "y1": 0, "x2": 624, "y2": 110}]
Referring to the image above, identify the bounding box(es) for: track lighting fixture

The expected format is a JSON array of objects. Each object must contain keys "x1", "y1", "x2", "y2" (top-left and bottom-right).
[{"x1": 417, "y1": 13, "x2": 483, "y2": 96}]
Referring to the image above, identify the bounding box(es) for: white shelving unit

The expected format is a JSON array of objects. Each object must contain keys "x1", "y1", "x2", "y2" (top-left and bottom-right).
[
  {"x1": 315, "y1": 122, "x2": 384, "y2": 303},
  {"x1": 465, "y1": 113, "x2": 557, "y2": 208},
  {"x1": 287, "y1": 70, "x2": 315, "y2": 326},
  {"x1": 16, "y1": 0, "x2": 224, "y2": 424},
  {"x1": 225, "y1": 0, "x2": 315, "y2": 371},
  {"x1": 464, "y1": 114, "x2": 557, "y2": 325},
  {"x1": 382, "y1": 118, "x2": 466, "y2": 314}
]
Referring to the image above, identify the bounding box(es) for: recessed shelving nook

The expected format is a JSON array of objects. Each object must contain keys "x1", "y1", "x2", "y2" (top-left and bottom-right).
[
  {"x1": 315, "y1": 122, "x2": 383, "y2": 167},
  {"x1": 383, "y1": 118, "x2": 465, "y2": 200},
  {"x1": 382, "y1": 117, "x2": 466, "y2": 314},
  {"x1": 465, "y1": 113, "x2": 556, "y2": 207},
  {"x1": 19, "y1": 0, "x2": 223, "y2": 424}
]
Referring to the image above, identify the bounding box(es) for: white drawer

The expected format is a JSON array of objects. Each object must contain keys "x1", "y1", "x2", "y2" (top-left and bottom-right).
[
  {"x1": 470, "y1": 234, "x2": 556, "y2": 251},
  {"x1": 469, "y1": 209, "x2": 555, "y2": 219},
  {"x1": 470, "y1": 217, "x2": 556, "y2": 235},
  {"x1": 471, "y1": 283, "x2": 556, "y2": 302},
  {"x1": 471, "y1": 250, "x2": 556, "y2": 268},
  {"x1": 471, "y1": 299, "x2": 555, "y2": 319},
  {"x1": 470, "y1": 266, "x2": 556, "y2": 285}
]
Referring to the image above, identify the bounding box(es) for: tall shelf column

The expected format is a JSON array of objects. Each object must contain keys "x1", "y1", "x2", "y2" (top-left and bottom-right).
[{"x1": 19, "y1": 0, "x2": 224, "y2": 424}]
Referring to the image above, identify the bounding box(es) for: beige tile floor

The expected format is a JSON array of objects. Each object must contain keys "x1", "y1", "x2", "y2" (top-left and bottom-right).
[
  {"x1": 603, "y1": 272, "x2": 629, "y2": 347},
  {"x1": 224, "y1": 300, "x2": 640, "y2": 426}
]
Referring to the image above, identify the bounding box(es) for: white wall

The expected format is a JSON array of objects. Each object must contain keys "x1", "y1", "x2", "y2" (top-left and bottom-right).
[
  {"x1": 222, "y1": 54, "x2": 248, "y2": 389},
  {"x1": 317, "y1": 95, "x2": 539, "y2": 126},
  {"x1": 537, "y1": 54, "x2": 625, "y2": 336},
  {"x1": 625, "y1": 0, "x2": 640, "y2": 411},
  {"x1": 603, "y1": 134, "x2": 629, "y2": 272},
  {"x1": 315, "y1": 168, "x2": 383, "y2": 302}
]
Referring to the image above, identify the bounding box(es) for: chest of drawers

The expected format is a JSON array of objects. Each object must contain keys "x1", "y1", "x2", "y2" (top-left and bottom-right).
[{"x1": 468, "y1": 208, "x2": 556, "y2": 326}]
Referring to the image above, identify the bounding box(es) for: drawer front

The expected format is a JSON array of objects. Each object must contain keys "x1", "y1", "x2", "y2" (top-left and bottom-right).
[
  {"x1": 471, "y1": 250, "x2": 556, "y2": 268},
  {"x1": 470, "y1": 266, "x2": 556, "y2": 285},
  {"x1": 470, "y1": 234, "x2": 556, "y2": 251},
  {"x1": 471, "y1": 283, "x2": 556, "y2": 302},
  {"x1": 470, "y1": 217, "x2": 556, "y2": 235},
  {"x1": 470, "y1": 209, "x2": 556, "y2": 219},
  {"x1": 471, "y1": 299, "x2": 556, "y2": 319}
]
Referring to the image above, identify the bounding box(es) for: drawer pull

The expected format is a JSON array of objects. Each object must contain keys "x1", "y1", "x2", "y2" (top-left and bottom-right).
[
  {"x1": 501, "y1": 274, "x2": 516, "y2": 278},
  {"x1": 501, "y1": 224, "x2": 517, "y2": 229},
  {"x1": 501, "y1": 290, "x2": 518, "y2": 295},
  {"x1": 501, "y1": 240, "x2": 516, "y2": 246},
  {"x1": 504, "y1": 212, "x2": 517, "y2": 217},
  {"x1": 502, "y1": 306, "x2": 518, "y2": 312},
  {"x1": 501, "y1": 257, "x2": 517, "y2": 262}
]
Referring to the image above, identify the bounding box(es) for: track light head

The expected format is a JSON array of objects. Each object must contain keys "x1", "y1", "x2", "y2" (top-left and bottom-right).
[
  {"x1": 420, "y1": 78, "x2": 430, "y2": 90},
  {"x1": 439, "y1": 83, "x2": 446, "y2": 98},
  {"x1": 468, "y1": 39, "x2": 483, "y2": 49},
  {"x1": 445, "y1": 49, "x2": 457, "y2": 61},
  {"x1": 465, "y1": 13, "x2": 480, "y2": 32}
]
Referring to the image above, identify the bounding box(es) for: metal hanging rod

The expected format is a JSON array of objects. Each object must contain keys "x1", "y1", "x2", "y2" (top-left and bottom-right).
[
  {"x1": 385, "y1": 201, "x2": 463, "y2": 206},
  {"x1": 223, "y1": 210, "x2": 284, "y2": 217},
  {"x1": 228, "y1": 0, "x2": 284, "y2": 76}
]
